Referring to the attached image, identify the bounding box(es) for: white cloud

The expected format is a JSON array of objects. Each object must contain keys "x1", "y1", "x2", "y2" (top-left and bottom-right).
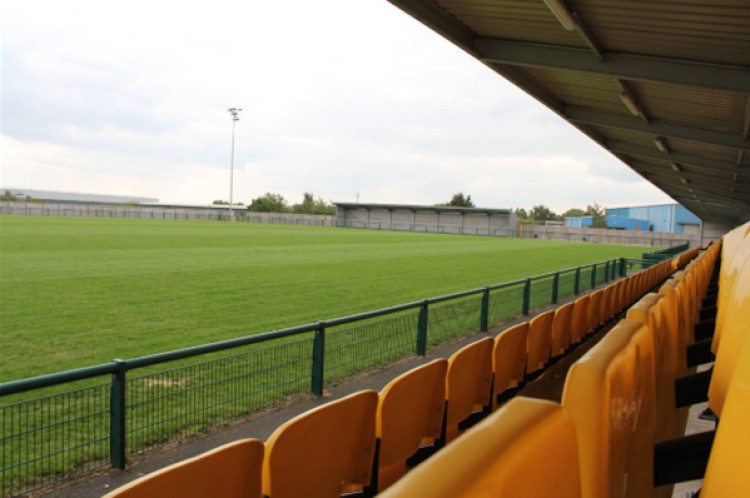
[{"x1": 1, "y1": 0, "x2": 673, "y2": 213}]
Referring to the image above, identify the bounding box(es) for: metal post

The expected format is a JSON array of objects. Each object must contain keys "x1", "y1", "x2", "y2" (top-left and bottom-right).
[
  {"x1": 480, "y1": 288, "x2": 490, "y2": 332},
  {"x1": 311, "y1": 323, "x2": 326, "y2": 396},
  {"x1": 552, "y1": 272, "x2": 560, "y2": 304},
  {"x1": 591, "y1": 264, "x2": 597, "y2": 288},
  {"x1": 228, "y1": 107, "x2": 242, "y2": 221},
  {"x1": 417, "y1": 301, "x2": 428, "y2": 356},
  {"x1": 574, "y1": 267, "x2": 581, "y2": 295},
  {"x1": 110, "y1": 359, "x2": 127, "y2": 469},
  {"x1": 605, "y1": 261, "x2": 610, "y2": 283},
  {"x1": 620, "y1": 257, "x2": 627, "y2": 277},
  {"x1": 523, "y1": 279, "x2": 531, "y2": 315}
]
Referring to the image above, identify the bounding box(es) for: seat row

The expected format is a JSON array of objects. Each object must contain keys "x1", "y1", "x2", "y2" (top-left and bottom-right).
[
  {"x1": 103, "y1": 252, "x2": 679, "y2": 498},
  {"x1": 384, "y1": 224, "x2": 750, "y2": 497},
  {"x1": 382, "y1": 239, "x2": 724, "y2": 498}
]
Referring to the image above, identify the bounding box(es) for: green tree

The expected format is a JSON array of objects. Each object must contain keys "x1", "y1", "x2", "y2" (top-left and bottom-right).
[
  {"x1": 292, "y1": 193, "x2": 335, "y2": 215},
  {"x1": 529, "y1": 204, "x2": 558, "y2": 221},
  {"x1": 438, "y1": 192, "x2": 475, "y2": 208},
  {"x1": 212, "y1": 200, "x2": 229, "y2": 205},
  {"x1": 1, "y1": 190, "x2": 19, "y2": 201},
  {"x1": 586, "y1": 203, "x2": 608, "y2": 228},
  {"x1": 563, "y1": 207, "x2": 585, "y2": 218},
  {"x1": 247, "y1": 193, "x2": 290, "y2": 213}
]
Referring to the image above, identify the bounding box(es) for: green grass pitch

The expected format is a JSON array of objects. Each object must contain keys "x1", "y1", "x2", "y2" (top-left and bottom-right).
[{"x1": 0, "y1": 215, "x2": 649, "y2": 382}]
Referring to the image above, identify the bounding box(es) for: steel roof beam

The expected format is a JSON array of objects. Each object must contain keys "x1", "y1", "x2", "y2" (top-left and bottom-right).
[
  {"x1": 631, "y1": 161, "x2": 750, "y2": 193},
  {"x1": 474, "y1": 38, "x2": 750, "y2": 94},
  {"x1": 607, "y1": 140, "x2": 741, "y2": 174},
  {"x1": 565, "y1": 106, "x2": 750, "y2": 151}
]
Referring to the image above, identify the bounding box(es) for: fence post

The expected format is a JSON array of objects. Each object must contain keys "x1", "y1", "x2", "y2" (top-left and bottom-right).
[
  {"x1": 311, "y1": 322, "x2": 326, "y2": 396},
  {"x1": 604, "y1": 261, "x2": 610, "y2": 283},
  {"x1": 620, "y1": 257, "x2": 626, "y2": 277},
  {"x1": 480, "y1": 288, "x2": 490, "y2": 332},
  {"x1": 522, "y1": 279, "x2": 531, "y2": 315},
  {"x1": 417, "y1": 300, "x2": 429, "y2": 356},
  {"x1": 611, "y1": 259, "x2": 617, "y2": 280},
  {"x1": 590, "y1": 264, "x2": 597, "y2": 288},
  {"x1": 552, "y1": 272, "x2": 560, "y2": 304},
  {"x1": 574, "y1": 267, "x2": 581, "y2": 295},
  {"x1": 110, "y1": 359, "x2": 127, "y2": 469}
]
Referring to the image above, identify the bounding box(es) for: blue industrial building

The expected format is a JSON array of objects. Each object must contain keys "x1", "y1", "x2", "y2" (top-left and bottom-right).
[
  {"x1": 606, "y1": 204, "x2": 701, "y2": 235},
  {"x1": 564, "y1": 203, "x2": 701, "y2": 235}
]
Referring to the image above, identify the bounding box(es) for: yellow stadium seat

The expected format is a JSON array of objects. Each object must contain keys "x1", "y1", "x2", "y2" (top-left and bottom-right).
[
  {"x1": 626, "y1": 294, "x2": 683, "y2": 440},
  {"x1": 562, "y1": 319, "x2": 653, "y2": 498},
  {"x1": 708, "y1": 252, "x2": 750, "y2": 418},
  {"x1": 103, "y1": 439, "x2": 264, "y2": 498},
  {"x1": 262, "y1": 390, "x2": 378, "y2": 498},
  {"x1": 600, "y1": 285, "x2": 614, "y2": 323},
  {"x1": 586, "y1": 290, "x2": 603, "y2": 332},
  {"x1": 526, "y1": 310, "x2": 554, "y2": 375},
  {"x1": 375, "y1": 359, "x2": 447, "y2": 491},
  {"x1": 491, "y1": 322, "x2": 528, "y2": 409},
  {"x1": 551, "y1": 302, "x2": 574, "y2": 358},
  {"x1": 570, "y1": 295, "x2": 589, "y2": 345},
  {"x1": 444, "y1": 337, "x2": 493, "y2": 442},
  {"x1": 376, "y1": 397, "x2": 582, "y2": 498},
  {"x1": 701, "y1": 327, "x2": 750, "y2": 498},
  {"x1": 713, "y1": 222, "x2": 750, "y2": 353}
]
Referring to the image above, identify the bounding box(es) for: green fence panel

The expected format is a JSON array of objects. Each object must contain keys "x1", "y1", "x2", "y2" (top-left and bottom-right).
[
  {"x1": 578, "y1": 266, "x2": 594, "y2": 293},
  {"x1": 426, "y1": 295, "x2": 482, "y2": 348},
  {"x1": 557, "y1": 270, "x2": 577, "y2": 301},
  {"x1": 126, "y1": 337, "x2": 313, "y2": 457},
  {"x1": 487, "y1": 283, "x2": 525, "y2": 326},
  {"x1": 324, "y1": 310, "x2": 418, "y2": 386},
  {"x1": 528, "y1": 275, "x2": 556, "y2": 311},
  {"x1": 1, "y1": 381, "x2": 110, "y2": 497}
]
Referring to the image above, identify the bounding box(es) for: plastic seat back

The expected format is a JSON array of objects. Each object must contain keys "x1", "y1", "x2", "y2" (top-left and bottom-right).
[
  {"x1": 702, "y1": 328, "x2": 750, "y2": 498},
  {"x1": 445, "y1": 337, "x2": 493, "y2": 442},
  {"x1": 263, "y1": 390, "x2": 378, "y2": 498},
  {"x1": 570, "y1": 295, "x2": 589, "y2": 344},
  {"x1": 551, "y1": 302, "x2": 574, "y2": 358},
  {"x1": 376, "y1": 359, "x2": 447, "y2": 491},
  {"x1": 562, "y1": 320, "x2": 648, "y2": 498},
  {"x1": 491, "y1": 322, "x2": 528, "y2": 409},
  {"x1": 600, "y1": 285, "x2": 614, "y2": 323},
  {"x1": 103, "y1": 439, "x2": 264, "y2": 498},
  {"x1": 526, "y1": 310, "x2": 554, "y2": 374},
  {"x1": 587, "y1": 290, "x2": 603, "y2": 330},
  {"x1": 627, "y1": 295, "x2": 683, "y2": 440},
  {"x1": 714, "y1": 223, "x2": 750, "y2": 352},
  {"x1": 708, "y1": 253, "x2": 750, "y2": 418},
  {"x1": 377, "y1": 397, "x2": 582, "y2": 498}
]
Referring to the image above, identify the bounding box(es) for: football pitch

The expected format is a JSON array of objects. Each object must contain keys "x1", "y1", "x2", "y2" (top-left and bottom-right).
[{"x1": 0, "y1": 215, "x2": 649, "y2": 382}]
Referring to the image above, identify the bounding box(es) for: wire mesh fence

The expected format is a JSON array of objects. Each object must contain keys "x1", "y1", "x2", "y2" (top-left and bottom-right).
[
  {"x1": 487, "y1": 283, "x2": 525, "y2": 325},
  {"x1": 0, "y1": 381, "x2": 110, "y2": 497},
  {"x1": 324, "y1": 310, "x2": 418, "y2": 386},
  {"x1": 426, "y1": 295, "x2": 483, "y2": 348}
]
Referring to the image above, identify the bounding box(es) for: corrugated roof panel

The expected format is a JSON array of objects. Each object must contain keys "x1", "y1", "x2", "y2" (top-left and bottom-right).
[
  {"x1": 436, "y1": 0, "x2": 586, "y2": 45},
  {"x1": 667, "y1": 138, "x2": 740, "y2": 163},
  {"x1": 578, "y1": 0, "x2": 750, "y2": 65}
]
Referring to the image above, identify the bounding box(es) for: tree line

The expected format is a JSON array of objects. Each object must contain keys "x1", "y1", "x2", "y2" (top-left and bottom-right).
[
  {"x1": 513, "y1": 203, "x2": 607, "y2": 227},
  {"x1": 214, "y1": 192, "x2": 336, "y2": 215}
]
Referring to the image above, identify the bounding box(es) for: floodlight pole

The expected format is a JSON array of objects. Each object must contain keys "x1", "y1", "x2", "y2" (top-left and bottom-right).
[{"x1": 228, "y1": 107, "x2": 242, "y2": 221}]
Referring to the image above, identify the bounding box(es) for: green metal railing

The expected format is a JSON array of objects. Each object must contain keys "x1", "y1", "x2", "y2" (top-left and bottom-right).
[
  {"x1": 642, "y1": 242, "x2": 690, "y2": 266},
  {"x1": 1, "y1": 257, "x2": 630, "y2": 496}
]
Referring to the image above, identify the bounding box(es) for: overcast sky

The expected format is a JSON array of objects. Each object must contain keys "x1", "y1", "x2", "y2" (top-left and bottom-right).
[{"x1": 1, "y1": 0, "x2": 674, "y2": 213}]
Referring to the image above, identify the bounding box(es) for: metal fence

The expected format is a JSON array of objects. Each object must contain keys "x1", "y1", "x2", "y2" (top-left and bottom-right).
[
  {"x1": 0, "y1": 202, "x2": 334, "y2": 226},
  {"x1": 0, "y1": 257, "x2": 635, "y2": 496}
]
